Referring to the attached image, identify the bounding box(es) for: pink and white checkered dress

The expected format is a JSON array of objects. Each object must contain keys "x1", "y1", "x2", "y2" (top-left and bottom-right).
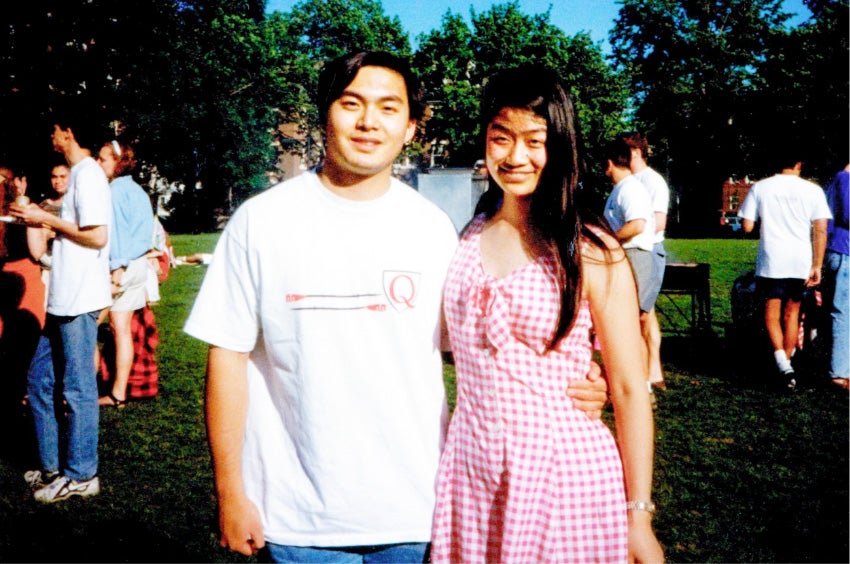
[{"x1": 432, "y1": 216, "x2": 628, "y2": 563}]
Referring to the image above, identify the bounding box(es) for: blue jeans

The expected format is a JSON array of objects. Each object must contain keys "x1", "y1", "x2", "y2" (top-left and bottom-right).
[
  {"x1": 27, "y1": 312, "x2": 100, "y2": 480},
  {"x1": 825, "y1": 251, "x2": 849, "y2": 379},
  {"x1": 263, "y1": 542, "x2": 429, "y2": 563}
]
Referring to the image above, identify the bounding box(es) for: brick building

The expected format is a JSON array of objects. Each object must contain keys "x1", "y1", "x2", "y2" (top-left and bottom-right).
[{"x1": 720, "y1": 177, "x2": 753, "y2": 213}]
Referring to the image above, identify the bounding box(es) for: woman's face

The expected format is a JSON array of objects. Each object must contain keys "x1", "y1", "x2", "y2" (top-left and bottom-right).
[
  {"x1": 50, "y1": 165, "x2": 70, "y2": 195},
  {"x1": 485, "y1": 107, "x2": 548, "y2": 199},
  {"x1": 96, "y1": 145, "x2": 118, "y2": 180}
]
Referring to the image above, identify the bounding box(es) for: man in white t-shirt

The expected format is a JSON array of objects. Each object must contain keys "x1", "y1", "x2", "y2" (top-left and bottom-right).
[
  {"x1": 622, "y1": 132, "x2": 669, "y2": 389},
  {"x1": 603, "y1": 137, "x2": 659, "y2": 399},
  {"x1": 739, "y1": 155, "x2": 832, "y2": 388},
  {"x1": 11, "y1": 111, "x2": 112, "y2": 503},
  {"x1": 184, "y1": 52, "x2": 608, "y2": 563}
]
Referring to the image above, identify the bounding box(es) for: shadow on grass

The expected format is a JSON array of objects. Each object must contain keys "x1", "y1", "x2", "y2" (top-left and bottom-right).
[
  {"x1": 1, "y1": 514, "x2": 198, "y2": 563},
  {"x1": 661, "y1": 319, "x2": 836, "y2": 391},
  {"x1": 654, "y1": 327, "x2": 849, "y2": 563}
]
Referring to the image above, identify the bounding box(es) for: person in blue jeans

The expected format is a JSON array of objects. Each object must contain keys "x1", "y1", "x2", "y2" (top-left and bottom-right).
[
  {"x1": 824, "y1": 165, "x2": 849, "y2": 388},
  {"x1": 10, "y1": 108, "x2": 112, "y2": 503}
]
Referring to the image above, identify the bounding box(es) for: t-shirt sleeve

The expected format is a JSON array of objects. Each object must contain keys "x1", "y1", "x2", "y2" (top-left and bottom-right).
[
  {"x1": 647, "y1": 173, "x2": 670, "y2": 214},
  {"x1": 76, "y1": 166, "x2": 111, "y2": 228},
  {"x1": 184, "y1": 210, "x2": 260, "y2": 352},
  {"x1": 738, "y1": 188, "x2": 758, "y2": 221},
  {"x1": 811, "y1": 187, "x2": 833, "y2": 221},
  {"x1": 621, "y1": 184, "x2": 653, "y2": 223}
]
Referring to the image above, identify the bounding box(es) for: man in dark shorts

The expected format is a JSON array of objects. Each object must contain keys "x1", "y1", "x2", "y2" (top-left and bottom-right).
[{"x1": 740, "y1": 152, "x2": 831, "y2": 388}]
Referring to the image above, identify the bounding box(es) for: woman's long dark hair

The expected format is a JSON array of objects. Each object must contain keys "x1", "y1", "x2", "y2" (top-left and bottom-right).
[{"x1": 473, "y1": 66, "x2": 609, "y2": 348}]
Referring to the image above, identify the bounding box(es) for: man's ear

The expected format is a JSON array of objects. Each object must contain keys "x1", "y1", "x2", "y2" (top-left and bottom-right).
[
  {"x1": 404, "y1": 120, "x2": 417, "y2": 144},
  {"x1": 56, "y1": 126, "x2": 72, "y2": 144}
]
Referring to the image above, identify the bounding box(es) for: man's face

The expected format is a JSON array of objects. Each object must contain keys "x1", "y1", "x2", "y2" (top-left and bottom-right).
[
  {"x1": 51, "y1": 125, "x2": 71, "y2": 154},
  {"x1": 323, "y1": 66, "x2": 416, "y2": 181},
  {"x1": 628, "y1": 147, "x2": 643, "y2": 172},
  {"x1": 96, "y1": 145, "x2": 118, "y2": 180},
  {"x1": 50, "y1": 166, "x2": 70, "y2": 194}
]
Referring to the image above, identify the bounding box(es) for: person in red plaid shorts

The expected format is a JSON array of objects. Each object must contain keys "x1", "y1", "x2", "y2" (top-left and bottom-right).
[{"x1": 431, "y1": 67, "x2": 664, "y2": 563}]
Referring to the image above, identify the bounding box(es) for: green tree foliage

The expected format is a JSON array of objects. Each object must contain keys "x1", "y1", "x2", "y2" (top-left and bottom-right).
[
  {"x1": 746, "y1": 0, "x2": 849, "y2": 180},
  {"x1": 412, "y1": 12, "x2": 479, "y2": 168},
  {"x1": 1, "y1": 0, "x2": 285, "y2": 232},
  {"x1": 283, "y1": 0, "x2": 410, "y2": 61},
  {"x1": 271, "y1": 0, "x2": 411, "y2": 166},
  {"x1": 611, "y1": 0, "x2": 848, "y2": 232},
  {"x1": 5, "y1": 1, "x2": 840, "y2": 233},
  {"x1": 1, "y1": 0, "x2": 412, "y2": 230},
  {"x1": 156, "y1": 3, "x2": 288, "y2": 230},
  {"x1": 1, "y1": 1, "x2": 152, "y2": 170},
  {"x1": 413, "y1": 2, "x2": 630, "y2": 194}
]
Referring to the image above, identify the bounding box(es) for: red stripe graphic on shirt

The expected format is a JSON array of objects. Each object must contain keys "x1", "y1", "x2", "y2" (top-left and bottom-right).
[
  {"x1": 286, "y1": 272, "x2": 421, "y2": 312},
  {"x1": 286, "y1": 293, "x2": 381, "y2": 301},
  {"x1": 286, "y1": 293, "x2": 386, "y2": 311}
]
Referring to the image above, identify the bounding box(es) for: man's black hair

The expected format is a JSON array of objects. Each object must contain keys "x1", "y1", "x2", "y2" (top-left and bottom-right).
[
  {"x1": 317, "y1": 51, "x2": 424, "y2": 127},
  {"x1": 49, "y1": 99, "x2": 104, "y2": 152}
]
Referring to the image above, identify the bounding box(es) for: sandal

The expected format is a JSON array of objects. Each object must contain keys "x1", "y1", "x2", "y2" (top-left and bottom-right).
[{"x1": 99, "y1": 392, "x2": 128, "y2": 409}]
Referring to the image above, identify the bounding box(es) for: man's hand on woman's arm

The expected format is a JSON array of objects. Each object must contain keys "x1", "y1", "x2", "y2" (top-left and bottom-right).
[{"x1": 567, "y1": 361, "x2": 608, "y2": 419}]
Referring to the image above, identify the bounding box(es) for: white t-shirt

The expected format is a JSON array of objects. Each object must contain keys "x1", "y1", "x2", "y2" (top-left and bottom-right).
[
  {"x1": 738, "y1": 173, "x2": 832, "y2": 279},
  {"x1": 184, "y1": 171, "x2": 458, "y2": 547},
  {"x1": 48, "y1": 156, "x2": 112, "y2": 316},
  {"x1": 604, "y1": 174, "x2": 656, "y2": 251},
  {"x1": 633, "y1": 166, "x2": 670, "y2": 243}
]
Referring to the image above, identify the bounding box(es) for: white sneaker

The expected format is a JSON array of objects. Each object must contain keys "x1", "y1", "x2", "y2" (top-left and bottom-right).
[
  {"x1": 33, "y1": 475, "x2": 100, "y2": 503},
  {"x1": 23, "y1": 469, "x2": 59, "y2": 491}
]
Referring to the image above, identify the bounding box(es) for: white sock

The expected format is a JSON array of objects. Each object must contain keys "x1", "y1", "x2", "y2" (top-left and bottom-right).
[{"x1": 774, "y1": 349, "x2": 793, "y2": 372}]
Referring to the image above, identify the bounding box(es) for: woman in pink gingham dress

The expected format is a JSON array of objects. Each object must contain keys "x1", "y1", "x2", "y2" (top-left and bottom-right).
[{"x1": 431, "y1": 68, "x2": 663, "y2": 563}]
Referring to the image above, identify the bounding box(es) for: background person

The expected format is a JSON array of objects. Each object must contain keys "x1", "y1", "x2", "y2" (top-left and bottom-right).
[
  {"x1": 40, "y1": 161, "x2": 70, "y2": 214},
  {"x1": 0, "y1": 166, "x2": 46, "y2": 456},
  {"x1": 602, "y1": 137, "x2": 660, "y2": 400},
  {"x1": 0, "y1": 167, "x2": 45, "y2": 338},
  {"x1": 175, "y1": 252, "x2": 212, "y2": 265},
  {"x1": 739, "y1": 150, "x2": 832, "y2": 388},
  {"x1": 98, "y1": 214, "x2": 167, "y2": 403},
  {"x1": 622, "y1": 131, "x2": 669, "y2": 389},
  {"x1": 29, "y1": 161, "x2": 71, "y2": 301},
  {"x1": 822, "y1": 164, "x2": 849, "y2": 388},
  {"x1": 144, "y1": 217, "x2": 173, "y2": 304},
  {"x1": 11, "y1": 109, "x2": 112, "y2": 503},
  {"x1": 430, "y1": 67, "x2": 662, "y2": 563},
  {"x1": 95, "y1": 139, "x2": 154, "y2": 408}
]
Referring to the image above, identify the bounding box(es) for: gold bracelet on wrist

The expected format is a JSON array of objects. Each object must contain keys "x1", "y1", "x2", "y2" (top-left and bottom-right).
[{"x1": 626, "y1": 500, "x2": 656, "y2": 513}]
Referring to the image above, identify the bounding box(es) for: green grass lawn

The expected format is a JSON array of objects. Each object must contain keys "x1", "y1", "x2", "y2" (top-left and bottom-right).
[{"x1": 0, "y1": 236, "x2": 846, "y2": 563}]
